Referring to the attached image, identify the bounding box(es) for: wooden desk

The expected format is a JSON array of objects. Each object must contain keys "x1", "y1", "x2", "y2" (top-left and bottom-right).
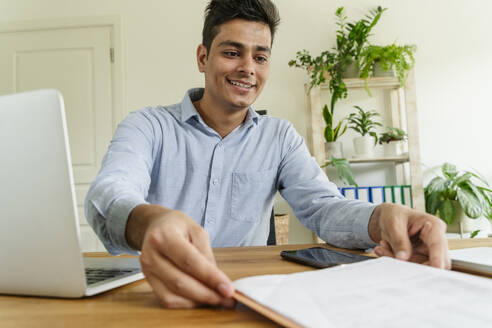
[{"x1": 1, "y1": 239, "x2": 491, "y2": 328}]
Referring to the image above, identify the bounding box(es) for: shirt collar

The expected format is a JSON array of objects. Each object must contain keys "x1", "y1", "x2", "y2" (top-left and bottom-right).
[
  {"x1": 180, "y1": 88, "x2": 203, "y2": 122},
  {"x1": 180, "y1": 88, "x2": 259, "y2": 126}
]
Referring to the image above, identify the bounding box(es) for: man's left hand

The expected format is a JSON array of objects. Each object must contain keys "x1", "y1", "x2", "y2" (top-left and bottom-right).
[{"x1": 368, "y1": 203, "x2": 451, "y2": 269}]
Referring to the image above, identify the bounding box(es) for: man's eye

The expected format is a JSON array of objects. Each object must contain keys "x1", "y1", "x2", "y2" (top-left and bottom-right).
[
  {"x1": 224, "y1": 51, "x2": 239, "y2": 57},
  {"x1": 255, "y1": 56, "x2": 268, "y2": 63}
]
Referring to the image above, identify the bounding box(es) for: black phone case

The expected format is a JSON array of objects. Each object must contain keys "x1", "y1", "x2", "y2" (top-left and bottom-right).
[{"x1": 280, "y1": 247, "x2": 372, "y2": 269}]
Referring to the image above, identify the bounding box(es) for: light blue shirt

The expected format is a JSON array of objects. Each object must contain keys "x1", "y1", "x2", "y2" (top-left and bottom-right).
[{"x1": 85, "y1": 88, "x2": 377, "y2": 255}]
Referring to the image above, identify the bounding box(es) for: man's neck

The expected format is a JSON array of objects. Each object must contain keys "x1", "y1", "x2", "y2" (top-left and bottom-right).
[{"x1": 193, "y1": 92, "x2": 249, "y2": 139}]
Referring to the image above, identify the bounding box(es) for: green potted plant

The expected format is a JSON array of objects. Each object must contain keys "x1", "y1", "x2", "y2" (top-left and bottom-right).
[
  {"x1": 425, "y1": 163, "x2": 492, "y2": 236},
  {"x1": 347, "y1": 105, "x2": 381, "y2": 157},
  {"x1": 288, "y1": 6, "x2": 386, "y2": 114},
  {"x1": 334, "y1": 6, "x2": 386, "y2": 78},
  {"x1": 358, "y1": 43, "x2": 416, "y2": 87},
  {"x1": 378, "y1": 127, "x2": 407, "y2": 156},
  {"x1": 322, "y1": 104, "x2": 347, "y2": 158}
]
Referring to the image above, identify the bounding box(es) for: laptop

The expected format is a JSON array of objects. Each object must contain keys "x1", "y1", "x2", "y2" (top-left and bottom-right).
[{"x1": 0, "y1": 89, "x2": 144, "y2": 298}]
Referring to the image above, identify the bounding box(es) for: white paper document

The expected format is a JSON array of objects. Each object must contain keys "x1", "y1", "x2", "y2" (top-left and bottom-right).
[{"x1": 234, "y1": 257, "x2": 492, "y2": 328}]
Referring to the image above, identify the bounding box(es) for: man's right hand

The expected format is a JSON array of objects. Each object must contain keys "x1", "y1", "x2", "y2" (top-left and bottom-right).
[{"x1": 126, "y1": 204, "x2": 235, "y2": 308}]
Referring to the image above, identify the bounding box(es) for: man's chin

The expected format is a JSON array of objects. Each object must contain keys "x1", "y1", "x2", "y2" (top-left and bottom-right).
[{"x1": 227, "y1": 98, "x2": 255, "y2": 111}]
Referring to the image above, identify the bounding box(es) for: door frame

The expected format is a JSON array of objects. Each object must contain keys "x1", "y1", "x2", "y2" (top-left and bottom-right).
[{"x1": 0, "y1": 16, "x2": 125, "y2": 132}]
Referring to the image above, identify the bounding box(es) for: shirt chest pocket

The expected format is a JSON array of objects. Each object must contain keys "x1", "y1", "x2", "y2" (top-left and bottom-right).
[{"x1": 231, "y1": 169, "x2": 277, "y2": 222}]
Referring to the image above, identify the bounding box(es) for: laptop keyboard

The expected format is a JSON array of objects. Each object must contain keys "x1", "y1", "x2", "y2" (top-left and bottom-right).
[{"x1": 85, "y1": 268, "x2": 141, "y2": 286}]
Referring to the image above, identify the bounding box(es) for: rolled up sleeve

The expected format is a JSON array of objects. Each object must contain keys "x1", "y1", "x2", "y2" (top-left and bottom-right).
[
  {"x1": 277, "y1": 123, "x2": 377, "y2": 250},
  {"x1": 84, "y1": 110, "x2": 158, "y2": 254}
]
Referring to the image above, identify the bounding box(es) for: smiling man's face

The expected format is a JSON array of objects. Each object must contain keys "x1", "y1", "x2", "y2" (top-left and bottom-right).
[{"x1": 197, "y1": 18, "x2": 272, "y2": 112}]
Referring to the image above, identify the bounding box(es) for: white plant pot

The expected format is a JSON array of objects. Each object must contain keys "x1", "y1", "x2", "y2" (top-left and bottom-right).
[
  {"x1": 325, "y1": 141, "x2": 343, "y2": 159},
  {"x1": 382, "y1": 141, "x2": 403, "y2": 157},
  {"x1": 447, "y1": 204, "x2": 491, "y2": 235},
  {"x1": 353, "y1": 136, "x2": 375, "y2": 157}
]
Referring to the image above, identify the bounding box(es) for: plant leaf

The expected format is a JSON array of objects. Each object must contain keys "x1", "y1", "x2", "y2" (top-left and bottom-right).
[
  {"x1": 425, "y1": 191, "x2": 442, "y2": 215},
  {"x1": 469, "y1": 171, "x2": 490, "y2": 186},
  {"x1": 425, "y1": 176, "x2": 447, "y2": 194},
  {"x1": 322, "y1": 105, "x2": 332, "y2": 125},
  {"x1": 454, "y1": 172, "x2": 472, "y2": 185},
  {"x1": 478, "y1": 188, "x2": 492, "y2": 219},
  {"x1": 332, "y1": 123, "x2": 340, "y2": 140},
  {"x1": 330, "y1": 156, "x2": 357, "y2": 187},
  {"x1": 485, "y1": 205, "x2": 492, "y2": 220},
  {"x1": 470, "y1": 230, "x2": 480, "y2": 238},
  {"x1": 442, "y1": 163, "x2": 458, "y2": 179},
  {"x1": 457, "y1": 188, "x2": 482, "y2": 218},
  {"x1": 462, "y1": 181, "x2": 487, "y2": 209},
  {"x1": 477, "y1": 186, "x2": 492, "y2": 194},
  {"x1": 438, "y1": 199, "x2": 456, "y2": 225},
  {"x1": 325, "y1": 126, "x2": 334, "y2": 142}
]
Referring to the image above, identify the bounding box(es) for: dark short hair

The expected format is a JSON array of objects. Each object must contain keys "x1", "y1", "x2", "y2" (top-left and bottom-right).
[{"x1": 202, "y1": 0, "x2": 280, "y2": 52}]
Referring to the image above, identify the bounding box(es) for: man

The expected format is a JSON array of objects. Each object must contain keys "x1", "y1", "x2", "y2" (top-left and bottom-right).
[{"x1": 85, "y1": 0, "x2": 450, "y2": 309}]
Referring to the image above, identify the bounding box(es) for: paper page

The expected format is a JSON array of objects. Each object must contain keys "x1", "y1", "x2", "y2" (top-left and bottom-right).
[
  {"x1": 234, "y1": 257, "x2": 492, "y2": 328},
  {"x1": 450, "y1": 247, "x2": 492, "y2": 265}
]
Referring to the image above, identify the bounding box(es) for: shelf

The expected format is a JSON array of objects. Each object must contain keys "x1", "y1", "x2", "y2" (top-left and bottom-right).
[
  {"x1": 312, "y1": 76, "x2": 401, "y2": 92},
  {"x1": 305, "y1": 69, "x2": 424, "y2": 216},
  {"x1": 347, "y1": 153, "x2": 409, "y2": 164}
]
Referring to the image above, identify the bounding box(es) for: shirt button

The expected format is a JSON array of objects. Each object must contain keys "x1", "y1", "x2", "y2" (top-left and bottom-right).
[
  {"x1": 212, "y1": 179, "x2": 219, "y2": 185},
  {"x1": 207, "y1": 217, "x2": 215, "y2": 223}
]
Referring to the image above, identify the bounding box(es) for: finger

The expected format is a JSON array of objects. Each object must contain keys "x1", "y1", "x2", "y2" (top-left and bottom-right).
[
  {"x1": 413, "y1": 242, "x2": 429, "y2": 256},
  {"x1": 147, "y1": 236, "x2": 226, "y2": 305},
  {"x1": 374, "y1": 246, "x2": 393, "y2": 257},
  {"x1": 146, "y1": 273, "x2": 198, "y2": 309},
  {"x1": 383, "y1": 218, "x2": 413, "y2": 261},
  {"x1": 189, "y1": 225, "x2": 216, "y2": 264},
  {"x1": 221, "y1": 297, "x2": 236, "y2": 309},
  {"x1": 374, "y1": 240, "x2": 394, "y2": 258},
  {"x1": 157, "y1": 231, "x2": 234, "y2": 298},
  {"x1": 419, "y1": 220, "x2": 450, "y2": 269},
  {"x1": 380, "y1": 239, "x2": 392, "y2": 252}
]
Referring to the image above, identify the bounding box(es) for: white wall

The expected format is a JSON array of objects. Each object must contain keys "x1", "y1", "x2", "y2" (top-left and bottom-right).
[{"x1": 2, "y1": 0, "x2": 492, "y2": 243}]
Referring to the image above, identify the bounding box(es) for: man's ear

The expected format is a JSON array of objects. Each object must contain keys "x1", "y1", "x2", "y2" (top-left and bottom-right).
[{"x1": 196, "y1": 44, "x2": 208, "y2": 73}]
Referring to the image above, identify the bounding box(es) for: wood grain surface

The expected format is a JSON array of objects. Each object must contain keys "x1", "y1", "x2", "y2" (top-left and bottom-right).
[{"x1": 1, "y1": 239, "x2": 490, "y2": 328}]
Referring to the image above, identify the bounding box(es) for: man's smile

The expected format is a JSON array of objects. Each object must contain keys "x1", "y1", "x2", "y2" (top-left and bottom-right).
[{"x1": 226, "y1": 77, "x2": 256, "y2": 89}]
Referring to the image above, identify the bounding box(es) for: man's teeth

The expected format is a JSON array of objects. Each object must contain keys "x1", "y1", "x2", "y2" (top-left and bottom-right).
[{"x1": 229, "y1": 80, "x2": 253, "y2": 88}]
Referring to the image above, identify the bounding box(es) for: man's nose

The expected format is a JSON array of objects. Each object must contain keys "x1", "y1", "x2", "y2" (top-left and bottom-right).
[{"x1": 238, "y1": 56, "x2": 255, "y2": 75}]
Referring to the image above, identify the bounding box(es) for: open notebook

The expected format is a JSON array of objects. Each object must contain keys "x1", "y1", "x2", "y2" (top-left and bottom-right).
[{"x1": 233, "y1": 257, "x2": 492, "y2": 328}]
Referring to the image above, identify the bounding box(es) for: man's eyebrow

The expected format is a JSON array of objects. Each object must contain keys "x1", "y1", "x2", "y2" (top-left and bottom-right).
[{"x1": 217, "y1": 40, "x2": 271, "y2": 53}]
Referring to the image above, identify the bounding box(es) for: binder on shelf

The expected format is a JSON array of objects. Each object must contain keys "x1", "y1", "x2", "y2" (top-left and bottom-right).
[
  {"x1": 370, "y1": 186, "x2": 385, "y2": 204},
  {"x1": 341, "y1": 187, "x2": 357, "y2": 200},
  {"x1": 339, "y1": 185, "x2": 412, "y2": 207}
]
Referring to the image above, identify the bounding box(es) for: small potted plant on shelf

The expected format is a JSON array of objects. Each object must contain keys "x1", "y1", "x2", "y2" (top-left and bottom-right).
[
  {"x1": 347, "y1": 105, "x2": 381, "y2": 157},
  {"x1": 425, "y1": 163, "x2": 492, "y2": 237},
  {"x1": 358, "y1": 43, "x2": 417, "y2": 87},
  {"x1": 322, "y1": 104, "x2": 347, "y2": 159},
  {"x1": 378, "y1": 127, "x2": 407, "y2": 156}
]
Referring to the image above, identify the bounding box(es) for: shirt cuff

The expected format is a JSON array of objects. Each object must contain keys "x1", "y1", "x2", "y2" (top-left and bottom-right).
[
  {"x1": 351, "y1": 202, "x2": 379, "y2": 249},
  {"x1": 105, "y1": 195, "x2": 148, "y2": 255}
]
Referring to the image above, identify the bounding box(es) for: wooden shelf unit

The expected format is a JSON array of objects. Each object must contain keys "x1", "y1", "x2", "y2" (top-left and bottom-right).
[{"x1": 305, "y1": 71, "x2": 424, "y2": 212}]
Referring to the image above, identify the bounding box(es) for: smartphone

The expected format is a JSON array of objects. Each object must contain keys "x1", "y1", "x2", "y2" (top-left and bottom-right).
[{"x1": 280, "y1": 247, "x2": 373, "y2": 269}]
